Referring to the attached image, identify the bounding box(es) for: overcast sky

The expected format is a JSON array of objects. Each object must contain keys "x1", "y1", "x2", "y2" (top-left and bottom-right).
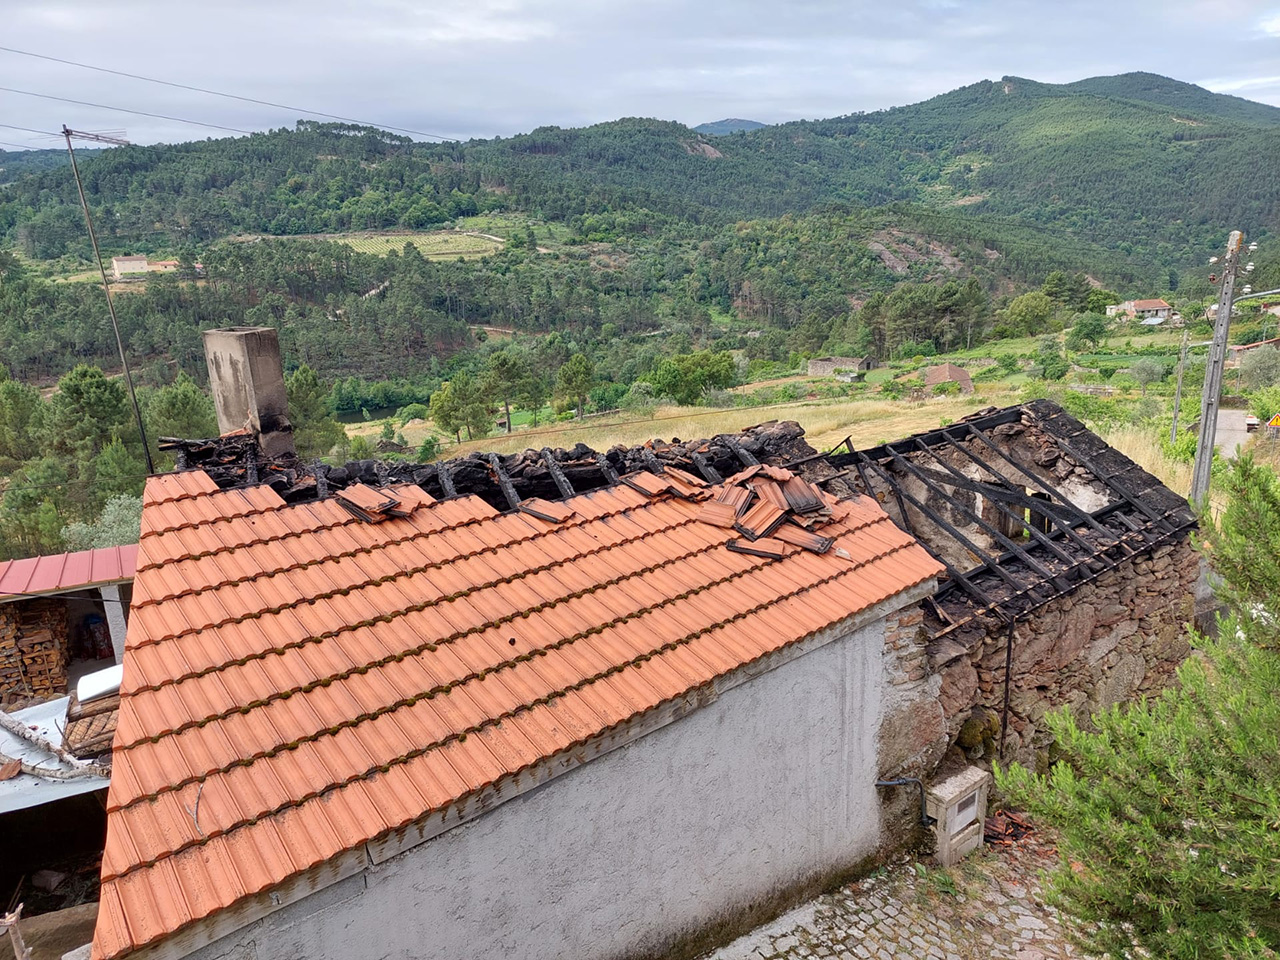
[{"x1": 4, "y1": 0, "x2": 1280, "y2": 148}]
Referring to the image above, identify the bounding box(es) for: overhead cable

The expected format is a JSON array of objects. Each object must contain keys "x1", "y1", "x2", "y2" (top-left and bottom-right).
[
  {"x1": 0, "y1": 46, "x2": 457, "y2": 142},
  {"x1": 0, "y1": 86, "x2": 254, "y2": 135},
  {"x1": 0, "y1": 121, "x2": 59, "y2": 138}
]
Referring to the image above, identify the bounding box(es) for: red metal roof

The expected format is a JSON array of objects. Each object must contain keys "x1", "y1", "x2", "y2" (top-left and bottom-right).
[
  {"x1": 94, "y1": 467, "x2": 942, "y2": 959},
  {"x1": 0, "y1": 544, "x2": 138, "y2": 602}
]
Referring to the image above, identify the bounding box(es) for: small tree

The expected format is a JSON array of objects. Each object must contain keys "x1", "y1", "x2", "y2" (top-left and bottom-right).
[
  {"x1": 429, "y1": 380, "x2": 464, "y2": 442},
  {"x1": 556, "y1": 354, "x2": 595, "y2": 418},
  {"x1": 62, "y1": 494, "x2": 143, "y2": 550},
  {"x1": 1003, "y1": 292, "x2": 1054, "y2": 336},
  {"x1": 999, "y1": 457, "x2": 1280, "y2": 960},
  {"x1": 1130, "y1": 357, "x2": 1166, "y2": 396},
  {"x1": 482, "y1": 348, "x2": 531, "y2": 434},
  {"x1": 287, "y1": 365, "x2": 346, "y2": 457},
  {"x1": 1240, "y1": 346, "x2": 1280, "y2": 391},
  {"x1": 1065, "y1": 312, "x2": 1110, "y2": 351}
]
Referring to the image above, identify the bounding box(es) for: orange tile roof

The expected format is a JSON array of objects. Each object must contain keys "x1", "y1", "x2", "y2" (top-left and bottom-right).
[
  {"x1": 94, "y1": 466, "x2": 942, "y2": 959},
  {"x1": 1130, "y1": 298, "x2": 1171, "y2": 310},
  {"x1": 922, "y1": 363, "x2": 972, "y2": 387}
]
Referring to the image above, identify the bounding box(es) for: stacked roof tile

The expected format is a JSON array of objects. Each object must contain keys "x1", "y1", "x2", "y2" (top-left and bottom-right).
[{"x1": 94, "y1": 464, "x2": 941, "y2": 959}]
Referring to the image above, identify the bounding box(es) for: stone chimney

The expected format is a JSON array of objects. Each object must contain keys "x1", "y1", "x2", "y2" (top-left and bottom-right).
[{"x1": 202, "y1": 326, "x2": 295, "y2": 458}]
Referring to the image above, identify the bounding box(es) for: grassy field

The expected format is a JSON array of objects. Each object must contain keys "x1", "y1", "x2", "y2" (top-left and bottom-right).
[
  {"x1": 231, "y1": 230, "x2": 503, "y2": 259},
  {"x1": 391, "y1": 385, "x2": 1020, "y2": 461},
  {"x1": 453, "y1": 214, "x2": 573, "y2": 247}
]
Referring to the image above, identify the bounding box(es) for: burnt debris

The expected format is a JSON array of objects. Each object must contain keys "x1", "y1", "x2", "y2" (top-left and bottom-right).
[
  {"x1": 161, "y1": 401, "x2": 1196, "y2": 643},
  {"x1": 160, "y1": 420, "x2": 816, "y2": 514},
  {"x1": 812, "y1": 400, "x2": 1196, "y2": 639}
]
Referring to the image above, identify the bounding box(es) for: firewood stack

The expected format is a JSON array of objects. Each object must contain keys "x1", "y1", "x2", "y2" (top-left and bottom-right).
[{"x1": 0, "y1": 599, "x2": 70, "y2": 703}]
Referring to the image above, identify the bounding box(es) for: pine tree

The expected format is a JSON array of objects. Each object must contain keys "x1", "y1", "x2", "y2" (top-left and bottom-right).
[
  {"x1": 556, "y1": 354, "x2": 595, "y2": 418},
  {"x1": 998, "y1": 456, "x2": 1280, "y2": 960},
  {"x1": 93, "y1": 438, "x2": 146, "y2": 502},
  {"x1": 286, "y1": 365, "x2": 346, "y2": 458}
]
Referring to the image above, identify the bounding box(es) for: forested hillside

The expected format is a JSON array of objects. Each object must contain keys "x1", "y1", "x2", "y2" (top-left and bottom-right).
[
  {"x1": 5, "y1": 73, "x2": 1280, "y2": 267},
  {"x1": 4, "y1": 69, "x2": 1275, "y2": 562}
]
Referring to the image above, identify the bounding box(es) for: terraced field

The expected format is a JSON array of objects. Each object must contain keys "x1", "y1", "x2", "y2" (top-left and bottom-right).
[{"x1": 227, "y1": 230, "x2": 503, "y2": 258}]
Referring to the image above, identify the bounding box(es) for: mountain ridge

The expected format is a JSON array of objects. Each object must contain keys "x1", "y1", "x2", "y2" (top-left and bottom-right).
[{"x1": 693, "y1": 118, "x2": 768, "y2": 136}]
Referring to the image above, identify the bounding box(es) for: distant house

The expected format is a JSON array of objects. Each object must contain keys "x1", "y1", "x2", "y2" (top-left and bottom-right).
[
  {"x1": 109, "y1": 256, "x2": 201, "y2": 280},
  {"x1": 922, "y1": 363, "x2": 974, "y2": 395},
  {"x1": 1107, "y1": 298, "x2": 1172, "y2": 321},
  {"x1": 808, "y1": 356, "x2": 875, "y2": 377},
  {"x1": 109, "y1": 256, "x2": 148, "y2": 281},
  {"x1": 1227, "y1": 337, "x2": 1280, "y2": 364}
]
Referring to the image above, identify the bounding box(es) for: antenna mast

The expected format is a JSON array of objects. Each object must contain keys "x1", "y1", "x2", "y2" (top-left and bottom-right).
[{"x1": 61, "y1": 125, "x2": 155, "y2": 475}]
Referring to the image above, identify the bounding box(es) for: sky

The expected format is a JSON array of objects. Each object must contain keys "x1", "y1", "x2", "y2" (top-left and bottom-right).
[{"x1": 5, "y1": 0, "x2": 1280, "y2": 148}]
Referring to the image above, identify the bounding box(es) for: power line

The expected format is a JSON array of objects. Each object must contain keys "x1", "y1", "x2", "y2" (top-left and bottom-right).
[
  {"x1": 0, "y1": 140, "x2": 39, "y2": 151},
  {"x1": 0, "y1": 46, "x2": 457, "y2": 142},
  {"x1": 0, "y1": 86, "x2": 253, "y2": 135},
  {"x1": 0, "y1": 122, "x2": 58, "y2": 138}
]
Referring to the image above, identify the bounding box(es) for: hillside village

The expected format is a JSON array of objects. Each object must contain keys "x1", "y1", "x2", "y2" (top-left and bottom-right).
[{"x1": 1, "y1": 27, "x2": 1280, "y2": 960}]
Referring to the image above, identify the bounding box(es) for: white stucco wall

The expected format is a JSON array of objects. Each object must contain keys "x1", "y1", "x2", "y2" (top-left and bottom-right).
[{"x1": 186, "y1": 616, "x2": 892, "y2": 960}]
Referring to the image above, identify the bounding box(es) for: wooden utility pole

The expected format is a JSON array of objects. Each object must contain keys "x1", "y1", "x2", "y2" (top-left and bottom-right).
[
  {"x1": 1171, "y1": 327, "x2": 1190, "y2": 444},
  {"x1": 1190, "y1": 231, "x2": 1243, "y2": 506},
  {"x1": 62, "y1": 125, "x2": 155, "y2": 475}
]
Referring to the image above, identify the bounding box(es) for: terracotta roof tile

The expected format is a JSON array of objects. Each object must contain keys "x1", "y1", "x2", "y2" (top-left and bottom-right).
[{"x1": 94, "y1": 467, "x2": 941, "y2": 960}]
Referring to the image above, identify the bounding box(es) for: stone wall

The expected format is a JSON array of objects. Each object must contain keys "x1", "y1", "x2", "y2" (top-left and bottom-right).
[{"x1": 929, "y1": 537, "x2": 1198, "y2": 770}]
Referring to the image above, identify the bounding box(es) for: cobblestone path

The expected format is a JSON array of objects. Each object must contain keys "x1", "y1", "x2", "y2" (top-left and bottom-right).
[{"x1": 704, "y1": 836, "x2": 1087, "y2": 960}]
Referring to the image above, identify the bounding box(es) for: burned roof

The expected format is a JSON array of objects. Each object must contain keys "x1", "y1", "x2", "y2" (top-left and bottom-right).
[
  {"x1": 94, "y1": 456, "x2": 939, "y2": 959},
  {"x1": 811, "y1": 400, "x2": 1196, "y2": 641},
  {"x1": 160, "y1": 420, "x2": 815, "y2": 513}
]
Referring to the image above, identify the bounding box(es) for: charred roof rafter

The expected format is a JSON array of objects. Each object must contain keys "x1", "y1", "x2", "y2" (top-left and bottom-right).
[{"x1": 819, "y1": 401, "x2": 1196, "y2": 636}]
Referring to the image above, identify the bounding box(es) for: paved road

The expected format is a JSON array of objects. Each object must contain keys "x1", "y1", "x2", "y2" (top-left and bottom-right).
[
  {"x1": 1214, "y1": 409, "x2": 1249, "y2": 459},
  {"x1": 704, "y1": 835, "x2": 1085, "y2": 960}
]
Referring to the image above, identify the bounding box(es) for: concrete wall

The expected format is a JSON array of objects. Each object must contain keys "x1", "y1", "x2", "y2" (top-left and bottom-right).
[
  {"x1": 202, "y1": 327, "x2": 294, "y2": 457},
  {"x1": 188, "y1": 618, "x2": 891, "y2": 960}
]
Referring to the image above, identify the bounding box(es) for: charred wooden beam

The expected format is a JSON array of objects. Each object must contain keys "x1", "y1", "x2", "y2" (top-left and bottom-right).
[
  {"x1": 857, "y1": 452, "x2": 1027, "y2": 597},
  {"x1": 909, "y1": 439, "x2": 1077, "y2": 569},
  {"x1": 541, "y1": 448, "x2": 576, "y2": 500},
  {"x1": 951, "y1": 426, "x2": 1117, "y2": 540},
  {"x1": 595, "y1": 454, "x2": 620, "y2": 484},
  {"x1": 487, "y1": 453, "x2": 521, "y2": 511},
  {"x1": 879, "y1": 445, "x2": 1061, "y2": 588},
  {"x1": 722, "y1": 434, "x2": 758, "y2": 466},
  {"x1": 690, "y1": 451, "x2": 722, "y2": 483},
  {"x1": 437, "y1": 460, "x2": 458, "y2": 498}
]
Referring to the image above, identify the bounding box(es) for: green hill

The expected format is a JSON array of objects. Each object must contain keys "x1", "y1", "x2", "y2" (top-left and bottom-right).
[
  {"x1": 3, "y1": 72, "x2": 1279, "y2": 270},
  {"x1": 693, "y1": 118, "x2": 768, "y2": 136},
  {"x1": 1063, "y1": 72, "x2": 1280, "y2": 127}
]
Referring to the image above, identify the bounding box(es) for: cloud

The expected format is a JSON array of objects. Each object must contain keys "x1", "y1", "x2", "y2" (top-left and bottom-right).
[{"x1": 3, "y1": 0, "x2": 1280, "y2": 147}]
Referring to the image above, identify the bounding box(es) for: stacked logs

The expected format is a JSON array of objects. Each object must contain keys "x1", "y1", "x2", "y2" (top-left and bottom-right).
[{"x1": 0, "y1": 599, "x2": 70, "y2": 704}]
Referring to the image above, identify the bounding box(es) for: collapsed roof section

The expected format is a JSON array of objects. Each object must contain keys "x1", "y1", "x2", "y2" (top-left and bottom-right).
[
  {"x1": 159, "y1": 420, "x2": 814, "y2": 512},
  {"x1": 161, "y1": 402, "x2": 1195, "y2": 645},
  {"x1": 813, "y1": 400, "x2": 1196, "y2": 642}
]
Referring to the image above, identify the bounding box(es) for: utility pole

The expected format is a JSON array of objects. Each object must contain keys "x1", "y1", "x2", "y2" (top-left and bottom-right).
[
  {"x1": 62, "y1": 125, "x2": 155, "y2": 475},
  {"x1": 1190, "y1": 230, "x2": 1243, "y2": 506},
  {"x1": 1171, "y1": 327, "x2": 1190, "y2": 444}
]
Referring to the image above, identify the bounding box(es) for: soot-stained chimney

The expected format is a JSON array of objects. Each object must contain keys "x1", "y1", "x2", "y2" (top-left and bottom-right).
[{"x1": 202, "y1": 326, "x2": 295, "y2": 458}]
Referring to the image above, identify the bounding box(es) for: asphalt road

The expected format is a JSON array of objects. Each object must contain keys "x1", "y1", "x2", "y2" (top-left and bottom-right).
[{"x1": 1214, "y1": 408, "x2": 1250, "y2": 458}]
